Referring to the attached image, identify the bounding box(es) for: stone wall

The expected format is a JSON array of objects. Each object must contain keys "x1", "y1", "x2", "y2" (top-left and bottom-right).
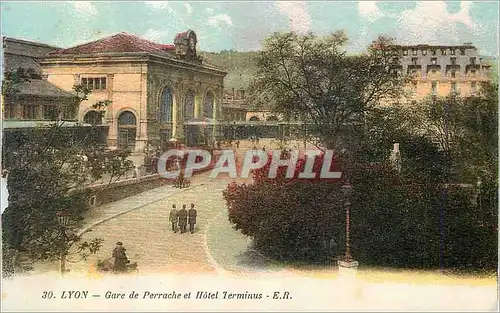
[
  {"x1": 84, "y1": 164, "x2": 215, "y2": 208},
  {"x1": 86, "y1": 174, "x2": 169, "y2": 207}
]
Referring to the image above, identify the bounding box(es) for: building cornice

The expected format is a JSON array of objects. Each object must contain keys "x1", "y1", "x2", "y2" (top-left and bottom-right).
[{"x1": 38, "y1": 52, "x2": 227, "y2": 77}]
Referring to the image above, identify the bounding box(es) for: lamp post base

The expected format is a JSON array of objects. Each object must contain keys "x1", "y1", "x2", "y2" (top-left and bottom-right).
[{"x1": 337, "y1": 259, "x2": 359, "y2": 268}]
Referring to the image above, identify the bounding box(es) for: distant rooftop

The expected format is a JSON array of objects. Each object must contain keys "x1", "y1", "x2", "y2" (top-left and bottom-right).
[
  {"x1": 383, "y1": 43, "x2": 478, "y2": 50},
  {"x1": 3, "y1": 37, "x2": 60, "y2": 51},
  {"x1": 16, "y1": 79, "x2": 76, "y2": 98}
]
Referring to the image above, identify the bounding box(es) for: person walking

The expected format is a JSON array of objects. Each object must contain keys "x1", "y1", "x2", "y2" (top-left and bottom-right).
[
  {"x1": 169, "y1": 204, "x2": 179, "y2": 233},
  {"x1": 236, "y1": 140, "x2": 240, "y2": 149},
  {"x1": 188, "y1": 203, "x2": 197, "y2": 234},
  {"x1": 178, "y1": 204, "x2": 188, "y2": 233}
]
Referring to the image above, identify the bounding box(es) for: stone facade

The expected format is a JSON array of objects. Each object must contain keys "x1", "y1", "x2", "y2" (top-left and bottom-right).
[
  {"x1": 37, "y1": 31, "x2": 226, "y2": 153},
  {"x1": 391, "y1": 43, "x2": 492, "y2": 101}
]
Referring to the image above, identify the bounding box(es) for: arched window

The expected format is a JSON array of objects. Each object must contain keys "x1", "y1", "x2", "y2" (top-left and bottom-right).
[
  {"x1": 159, "y1": 87, "x2": 173, "y2": 123},
  {"x1": 83, "y1": 111, "x2": 103, "y2": 125},
  {"x1": 184, "y1": 90, "x2": 195, "y2": 120},
  {"x1": 203, "y1": 92, "x2": 214, "y2": 119},
  {"x1": 118, "y1": 111, "x2": 136, "y2": 126},
  {"x1": 249, "y1": 116, "x2": 260, "y2": 121},
  {"x1": 118, "y1": 111, "x2": 136, "y2": 150},
  {"x1": 267, "y1": 115, "x2": 278, "y2": 122}
]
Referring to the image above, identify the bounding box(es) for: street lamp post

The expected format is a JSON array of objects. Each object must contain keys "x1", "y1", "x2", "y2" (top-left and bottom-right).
[
  {"x1": 56, "y1": 210, "x2": 71, "y2": 274},
  {"x1": 439, "y1": 95, "x2": 450, "y2": 272},
  {"x1": 338, "y1": 183, "x2": 358, "y2": 268}
]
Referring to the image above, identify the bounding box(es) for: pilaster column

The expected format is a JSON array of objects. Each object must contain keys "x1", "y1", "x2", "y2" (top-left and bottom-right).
[
  {"x1": 73, "y1": 74, "x2": 81, "y2": 86},
  {"x1": 136, "y1": 71, "x2": 149, "y2": 152},
  {"x1": 194, "y1": 92, "x2": 202, "y2": 118},
  {"x1": 174, "y1": 89, "x2": 184, "y2": 139},
  {"x1": 106, "y1": 74, "x2": 114, "y2": 123},
  {"x1": 106, "y1": 74, "x2": 117, "y2": 149}
]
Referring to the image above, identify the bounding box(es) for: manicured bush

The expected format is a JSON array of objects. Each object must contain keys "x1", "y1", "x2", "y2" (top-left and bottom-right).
[{"x1": 224, "y1": 154, "x2": 497, "y2": 271}]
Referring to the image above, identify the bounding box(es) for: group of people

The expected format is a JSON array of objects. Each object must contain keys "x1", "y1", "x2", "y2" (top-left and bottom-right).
[
  {"x1": 169, "y1": 204, "x2": 197, "y2": 234},
  {"x1": 249, "y1": 136, "x2": 260, "y2": 145}
]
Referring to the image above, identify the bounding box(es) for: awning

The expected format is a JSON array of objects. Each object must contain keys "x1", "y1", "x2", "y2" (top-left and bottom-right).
[{"x1": 184, "y1": 117, "x2": 219, "y2": 126}]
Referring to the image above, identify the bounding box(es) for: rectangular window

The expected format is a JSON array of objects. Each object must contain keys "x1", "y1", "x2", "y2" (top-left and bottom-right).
[
  {"x1": 450, "y1": 57, "x2": 457, "y2": 65},
  {"x1": 44, "y1": 105, "x2": 59, "y2": 120},
  {"x1": 411, "y1": 57, "x2": 418, "y2": 65},
  {"x1": 4, "y1": 103, "x2": 15, "y2": 119},
  {"x1": 470, "y1": 57, "x2": 476, "y2": 64},
  {"x1": 451, "y1": 70, "x2": 456, "y2": 78},
  {"x1": 441, "y1": 49, "x2": 447, "y2": 55},
  {"x1": 460, "y1": 49, "x2": 465, "y2": 55},
  {"x1": 422, "y1": 50, "x2": 427, "y2": 56},
  {"x1": 431, "y1": 81, "x2": 437, "y2": 95},
  {"x1": 471, "y1": 82, "x2": 477, "y2": 95},
  {"x1": 450, "y1": 49, "x2": 455, "y2": 55},
  {"x1": 432, "y1": 49, "x2": 437, "y2": 55},
  {"x1": 431, "y1": 58, "x2": 437, "y2": 65},
  {"x1": 451, "y1": 82, "x2": 457, "y2": 94},
  {"x1": 403, "y1": 50, "x2": 408, "y2": 56},
  {"x1": 412, "y1": 49, "x2": 417, "y2": 56},
  {"x1": 470, "y1": 69, "x2": 476, "y2": 77},
  {"x1": 81, "y1": 77, "x2": 107, "y2": 90},
  {"x1": 94, "y1": 78, "x2": 101, "y2": 90},
  {"x1": 23, "y1": 104, "x2": 36, "y2": 119}
]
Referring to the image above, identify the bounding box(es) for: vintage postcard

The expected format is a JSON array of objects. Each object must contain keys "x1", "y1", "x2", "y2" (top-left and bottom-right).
[{"x1": 1, "y1": 1, "x2": 498, "y2": 311}]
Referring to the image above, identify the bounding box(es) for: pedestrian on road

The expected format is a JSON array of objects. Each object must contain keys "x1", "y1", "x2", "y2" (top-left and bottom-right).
[
  {"x1": 236, "y1": 140, "x2": 240, "y2": 149},
  {"x1": 178, "y1": 204, "x2": 188, "y2": 233},
  {"x1": 169, "y1": 204, "x2": 179, "y2": 233},
  {"x1": 188, "y1": 203, "x2": 197, "y2": 234},
  {"x1": 112, "y1": 242, "x2": 129, "y2": 272}
]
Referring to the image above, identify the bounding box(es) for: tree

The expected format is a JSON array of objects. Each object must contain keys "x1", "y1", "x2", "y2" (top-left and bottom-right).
[
  {"x1": 2, "y1": 68, "x2": 34, "y2": 98},
  {"x1": 402, "y1": 83, "x2": 498, "y2": 183},
  {"x1": 1, "y1": 75, "x2": 134, "y2": 276},
  {"x1": 248, "y1": 32, "x2": 407, "y2": 151}
]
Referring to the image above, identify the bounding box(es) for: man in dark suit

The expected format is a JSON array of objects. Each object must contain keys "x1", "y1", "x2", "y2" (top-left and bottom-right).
[
  {"x1": 178, "y1": 205, "x2": 188, "y2": 233},
  {"x1": 188, "y1": 203, "x2": 197, "y2": 234},
  {"x1": 169, "y1": 204, "x2": 178, "y2": 233}
]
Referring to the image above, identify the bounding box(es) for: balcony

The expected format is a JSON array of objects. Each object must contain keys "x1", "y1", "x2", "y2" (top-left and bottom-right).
[
  {"x1": 465, "y1": 63, "x2": 481, "y2": 72},
  {"x1": 407, "y1": 64, "x2": 422, "y2": 72},
  {"x1": 446, "y1": 64, "x2": 460, "y2": 71},
  {"x1": 426, "y1": 64, "x2": 441, "y2": 72}
]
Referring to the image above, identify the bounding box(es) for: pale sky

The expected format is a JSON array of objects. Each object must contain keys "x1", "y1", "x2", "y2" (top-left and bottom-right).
[{"x1": 1, "y1": 1, "x2": 498, "y2": 55}]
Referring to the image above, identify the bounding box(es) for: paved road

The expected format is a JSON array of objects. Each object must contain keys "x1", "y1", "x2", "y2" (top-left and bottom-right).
[
  {"x1": 66, "y1": 139, "x2": 308, "y2": 274},
  {"x1": 66, "y1": 178, "x2": 226, "y2": 274}
]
